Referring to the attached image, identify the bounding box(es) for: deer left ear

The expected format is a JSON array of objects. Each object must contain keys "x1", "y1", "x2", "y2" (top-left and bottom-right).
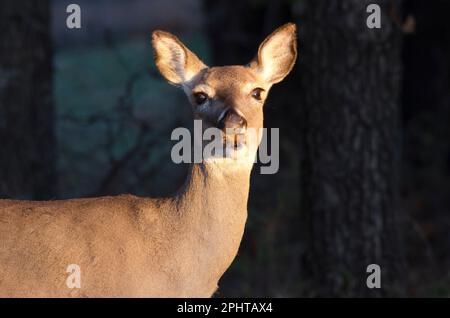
[{"x1": 251, "y1": 23, "x2": 298, "y2": 84}]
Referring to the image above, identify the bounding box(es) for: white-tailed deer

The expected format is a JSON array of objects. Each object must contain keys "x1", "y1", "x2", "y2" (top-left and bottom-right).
[{"x1": 0, "y1": 23, "x2": 297, "y2": 297}]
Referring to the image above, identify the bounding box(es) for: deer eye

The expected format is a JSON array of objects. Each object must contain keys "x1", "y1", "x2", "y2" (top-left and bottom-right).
[
  {"x1": 251, "y1": 88, "x2": 264, "y2": 101},
  {"x1": 193, "y1": 92, "x2": 208, "y2": 105}
]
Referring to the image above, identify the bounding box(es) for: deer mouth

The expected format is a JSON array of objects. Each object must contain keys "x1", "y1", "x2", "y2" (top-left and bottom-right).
[
  {"x1": 221, "y1": 128, "x2": 248, "y2": 158},
  {"x1": 223, "y1": 133, "x2": 246, "y2": 151}
]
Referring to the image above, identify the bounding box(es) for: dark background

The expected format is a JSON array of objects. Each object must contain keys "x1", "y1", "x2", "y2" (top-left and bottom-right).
[{"x1": 0, "y1": 0, "x2": 449, "y2": 297}]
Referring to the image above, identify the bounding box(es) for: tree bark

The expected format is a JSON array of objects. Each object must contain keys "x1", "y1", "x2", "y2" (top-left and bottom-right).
[
  {"x1": 299, "y1": 0, "x2": 406, "y2": 296},
  {"x1": 0, "y1": 0, "x2": 55, "y2": 200}
]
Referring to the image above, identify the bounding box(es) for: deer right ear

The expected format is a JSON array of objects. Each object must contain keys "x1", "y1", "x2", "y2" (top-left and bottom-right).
[{"x1": 152, "y1": 31, "x2": 207, "y2": 86}]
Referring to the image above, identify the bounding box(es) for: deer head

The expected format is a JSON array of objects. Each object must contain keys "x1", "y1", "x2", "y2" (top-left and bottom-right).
[{"x1": 152, "y1": 23, "x2": 297, "y2": 165}]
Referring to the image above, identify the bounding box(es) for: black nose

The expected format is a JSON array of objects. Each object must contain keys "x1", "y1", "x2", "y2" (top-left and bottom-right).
[{"x1": 217, "y1": 108, "x2": 247, "y2": 131}]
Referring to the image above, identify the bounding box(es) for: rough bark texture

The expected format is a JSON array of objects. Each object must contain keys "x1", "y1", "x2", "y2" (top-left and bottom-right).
[
  {"x1": 299, "y1": 0, "x2": 406, "y2": 296},
  {"x1": 0, "y1": 0, "x2": 55, "y2": 200}
]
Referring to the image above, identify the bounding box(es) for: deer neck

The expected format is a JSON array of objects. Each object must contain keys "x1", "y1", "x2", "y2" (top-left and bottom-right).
[
  {"x1": 180, "y1": 161, "x2": 252, "y2": 223},
  {"x1": 173, "y1": 161, "x2": 252, "y2": 288}
]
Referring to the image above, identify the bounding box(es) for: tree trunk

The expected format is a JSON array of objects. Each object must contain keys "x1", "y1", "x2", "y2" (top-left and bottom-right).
[
  {"x1": 299, "y1": 0, "x2": 406, "y2": 296},
  {"x1": 0, "y1": 0, "x2": 55, "y2": 200}
]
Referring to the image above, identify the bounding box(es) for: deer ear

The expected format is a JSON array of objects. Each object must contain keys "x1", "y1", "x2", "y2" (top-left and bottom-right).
[
  {"x1": 152, "y1": 31, "x2": 207, "y2": 86},
  {"x1": 251, "y1": 23, "x2": 297, "y2": 84}
]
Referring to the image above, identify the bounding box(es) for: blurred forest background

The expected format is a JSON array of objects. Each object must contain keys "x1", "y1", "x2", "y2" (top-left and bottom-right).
[{"x1": 0, "y1": 0, "x2": 449, "y2": 297}]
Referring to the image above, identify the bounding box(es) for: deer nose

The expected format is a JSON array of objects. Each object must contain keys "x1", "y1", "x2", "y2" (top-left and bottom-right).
[{"x1": 217, "y1": 108, "x2": 247, "y2": 132}]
